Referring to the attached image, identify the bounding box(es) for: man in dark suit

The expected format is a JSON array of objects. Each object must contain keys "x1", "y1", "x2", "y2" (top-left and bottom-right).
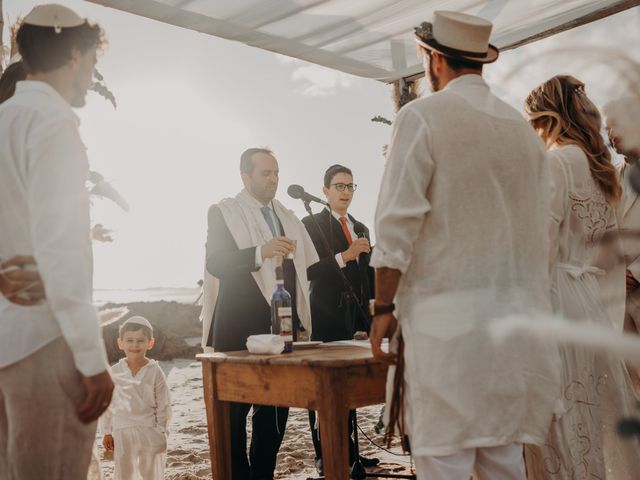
[
  {"x1": 302, "y1": 164, "x2": 378, "y2": 474},
  {"x1": 204, "y1": 148, "x2": 307, "y2": 480}
]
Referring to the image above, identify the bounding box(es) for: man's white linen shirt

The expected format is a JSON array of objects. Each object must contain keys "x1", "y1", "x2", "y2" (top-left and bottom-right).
[
  {"x1": 0, "y1": 81, "x2": 107, "y2": 376},
  {"x1": 370, "y1": 74, "x2": 561, "y2": 455},
  {"x1": 100, "y1": 359, "x2": 171, "y2": 434}
]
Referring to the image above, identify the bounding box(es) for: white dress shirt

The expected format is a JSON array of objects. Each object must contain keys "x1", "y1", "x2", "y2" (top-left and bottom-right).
[
  {"x1": 248, "y1": 196, "x2": 281, "y2": 268},
  {"x1": 329, "y1": 209, "x2": 356, "y2": 268},
  {"x1": 0, "y1": 81, "x2": 107, "y2": 376}
]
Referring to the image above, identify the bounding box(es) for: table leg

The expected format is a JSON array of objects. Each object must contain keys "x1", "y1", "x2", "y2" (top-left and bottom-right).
[
  {"x1": 202, "y1": 362, "x2": 232, "y2": 479},
  {"x1": 317, "y1": 369, "x2": 350, "y2": 480}
]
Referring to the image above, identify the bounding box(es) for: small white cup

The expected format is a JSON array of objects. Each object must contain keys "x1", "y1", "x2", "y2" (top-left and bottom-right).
[{"x1": 286, "y1": 239, "x2": 297, "y2": 260}]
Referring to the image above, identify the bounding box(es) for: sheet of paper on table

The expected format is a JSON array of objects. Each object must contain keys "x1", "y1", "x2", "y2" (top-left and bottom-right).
[{"x1": 319, "y1": 339, "x2": 389, "y2": 353}]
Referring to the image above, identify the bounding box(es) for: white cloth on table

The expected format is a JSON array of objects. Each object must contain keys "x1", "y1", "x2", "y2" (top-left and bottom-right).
[
  {"x1": 525, "y1": 145, "x2": 640, "y2": 479},
  {"x1": 371, "y1": 74, "x2": 561, "y2": 456},
  {"x1": 246, "y1": 334, "x2": 285, "y2": 354},
  {"x1": 414, "y1": 443, "x2": 525, "y2": 480},
  {"x1": 0, "y1": 80, "x2": 107, "y2": 376},
  {"x1": 100, "y1": 359, "x2": 171, "y2": 480}
]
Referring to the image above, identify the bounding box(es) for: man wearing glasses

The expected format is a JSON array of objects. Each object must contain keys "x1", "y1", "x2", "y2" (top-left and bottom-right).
[{"x1": 302, "y1": 164, "x2": 378, "y2": 475}]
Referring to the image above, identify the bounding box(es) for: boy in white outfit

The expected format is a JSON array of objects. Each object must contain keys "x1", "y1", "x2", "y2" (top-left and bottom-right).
[{"x1": 101, "y1": 317, "x2": 171, "y2": 480}]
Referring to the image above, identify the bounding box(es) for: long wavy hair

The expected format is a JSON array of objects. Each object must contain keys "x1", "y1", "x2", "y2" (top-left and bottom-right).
[
  {"x1": 0, "y1": 61, "x2": 26, "y2": 104},
  {"x1": 525, "y1": 75, "x2": 621, "y2": 204}
]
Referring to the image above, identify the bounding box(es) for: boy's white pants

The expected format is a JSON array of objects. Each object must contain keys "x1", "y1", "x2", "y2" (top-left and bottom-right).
[
  {"x1": 113, "y1": 426, "x2": 166, "y2": 480},
  {"x1": 414, "y1": 443, "x2": 525, "y2": 480}
]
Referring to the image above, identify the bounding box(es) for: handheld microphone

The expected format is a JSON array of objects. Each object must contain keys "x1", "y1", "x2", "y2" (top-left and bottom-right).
[
  {"x1": 353, "y1": 222, "x2": 370, "y2": 264},
  {"x1": 353, "y1": 222, "x2": 368, "y2": 239},
  {"x1": 287, "y1": 184, "x2": 329, "y2": 206}
]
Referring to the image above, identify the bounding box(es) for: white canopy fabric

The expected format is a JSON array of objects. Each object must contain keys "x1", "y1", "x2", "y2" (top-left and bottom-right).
[{"x1": 86, "y1": 0, "x2": 638, "y2": 82}]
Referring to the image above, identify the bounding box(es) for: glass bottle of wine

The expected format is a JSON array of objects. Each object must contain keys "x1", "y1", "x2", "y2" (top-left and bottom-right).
[{"x1": 270, "y1": 256, "x2": 293, "y2": 353}]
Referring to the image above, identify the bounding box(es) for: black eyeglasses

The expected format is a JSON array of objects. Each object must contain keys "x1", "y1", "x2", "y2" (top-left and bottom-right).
[{"x1": 331, "y1": 183, "x2": 357, "y2": 192}]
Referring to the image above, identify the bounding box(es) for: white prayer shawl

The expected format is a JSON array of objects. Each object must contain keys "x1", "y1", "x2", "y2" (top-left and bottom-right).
[
  {"x1": 200, "y1": 189, "x2": 318, "y2": 348},
  {"x1": 371, "y1": 75, "x2": 562, "y2": 456}
]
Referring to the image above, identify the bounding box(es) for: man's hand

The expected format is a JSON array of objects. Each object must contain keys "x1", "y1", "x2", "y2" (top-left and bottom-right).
[
  {"x1": 0, "y1": 256, "x2": 46, "y2": 305},
  {"x1": 102, "y1": 434, "x2": 114, "y2": 451},
  {"x1": 370, "y1": 313, "x2": 398, "y2": 364},
  {"x1": 261, "y1": 237, "x2": 295, "y2": 259},
  {"x1": 627, "y1": 269, "x2": 639, "y2": 294},
  {"x1": 341, "y1": 238, "x2": 371, "y2": 263},
  {"x1": 78, "y1": 370, "x2": 114, "y2": 424}
]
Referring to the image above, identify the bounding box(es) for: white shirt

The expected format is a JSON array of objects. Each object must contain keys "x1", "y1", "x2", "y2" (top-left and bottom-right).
[
  {"x1": 248, "y1": 196, "x2": 281, "y2": 268},
  {"x1": 100, "y1": 358, "x2": 171, "y2": 434},
  {"x1": 0, "y1": 81, "x2": 107, "y2": 376},
  {"x1": 328, "y1": 209, "x2": 356, "y2": 268},
  {"x1": 371, "y1": 74, "x2": 561, "y2": 455}
]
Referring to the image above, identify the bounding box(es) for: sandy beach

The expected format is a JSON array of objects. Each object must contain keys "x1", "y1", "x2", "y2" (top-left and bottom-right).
[
  {"x1": 97, "y1": 299, "x2": 413, "y2": 479},
  {"x1": 97, "y1": 359, "x2": 413, "y2": 479}
]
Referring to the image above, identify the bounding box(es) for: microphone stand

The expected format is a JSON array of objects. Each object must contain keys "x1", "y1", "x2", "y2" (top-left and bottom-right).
[{"x1": 301, "y1": 200, "x2": 414, "y2": 480}]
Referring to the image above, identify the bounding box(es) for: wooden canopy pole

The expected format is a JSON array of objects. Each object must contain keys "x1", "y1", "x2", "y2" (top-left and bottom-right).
[
  {"x1": 392, "y1": 77, "x2": 421, "y2": 111},
  {"x1": 0, "y1": 0, "x2": 5, "y2": 75},
  {"x1": 503, "y1": 0, "x2": 640, "y2": 51}
]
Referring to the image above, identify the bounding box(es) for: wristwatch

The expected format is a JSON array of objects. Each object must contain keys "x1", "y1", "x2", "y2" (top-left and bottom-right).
[{"x1": 369, "y1": 299, "x2": 395, "y2": 316}]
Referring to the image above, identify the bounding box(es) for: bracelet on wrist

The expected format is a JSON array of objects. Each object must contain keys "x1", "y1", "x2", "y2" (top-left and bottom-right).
[{"x1": 369, "y1": 299, "x2": 395, "y2": 316}]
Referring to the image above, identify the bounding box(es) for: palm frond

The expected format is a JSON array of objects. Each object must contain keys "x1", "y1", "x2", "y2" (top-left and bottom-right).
[
  {"x1": 90, "y1": 81, "x2": 117, "y2": 109},
  {"x1": 371, "y1": 115, "x2": 393, "y2": 125},
  {"x1": 90, "y1": 180, "x2": 129, "y2": 212}
]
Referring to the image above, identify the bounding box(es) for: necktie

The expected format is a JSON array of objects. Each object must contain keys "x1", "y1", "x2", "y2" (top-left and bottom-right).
[
  {"x1": 340, "y1": 216, "x2": 353, "y2": 245},
  {"x1": 260, "y1": 206, "x2": 278, "y2": 237}
]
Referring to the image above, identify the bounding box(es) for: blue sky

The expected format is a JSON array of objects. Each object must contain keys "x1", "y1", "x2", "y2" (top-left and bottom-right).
[{"x1": 3, "y1": 1, "x2": 639, "y2": 289}]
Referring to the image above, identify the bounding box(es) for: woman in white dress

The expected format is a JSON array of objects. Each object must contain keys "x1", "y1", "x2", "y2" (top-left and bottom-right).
[{"x1": 524, "y1": 75, "x2": 640, "y2": 479}]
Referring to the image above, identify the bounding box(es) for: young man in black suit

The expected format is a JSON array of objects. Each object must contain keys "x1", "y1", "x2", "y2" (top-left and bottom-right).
[
  {"x1": 203, "y1": 148, "x2": 317, "y2": 480},
  {"x1": 302, "y1": 164, "x2": 379, "y2": 474}
]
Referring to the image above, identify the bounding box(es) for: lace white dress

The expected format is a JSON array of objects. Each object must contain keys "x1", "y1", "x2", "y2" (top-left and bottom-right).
[{"x1": 526, "y1": 145, "x2": 640, "y2": 479}]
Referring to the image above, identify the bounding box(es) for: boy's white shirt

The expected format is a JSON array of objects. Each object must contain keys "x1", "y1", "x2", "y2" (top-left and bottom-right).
[{"x1": 100, "y1": 358, "x2": 171, "y2": 435}]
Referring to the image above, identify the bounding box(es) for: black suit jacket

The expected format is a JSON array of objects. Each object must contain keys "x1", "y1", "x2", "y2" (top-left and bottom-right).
[
  {"x1": 302, "y1": 209, "x2": 374, "y2": 342},
  {"x1": 205, "y1": 205, "x2": 299, "y2": 352}
]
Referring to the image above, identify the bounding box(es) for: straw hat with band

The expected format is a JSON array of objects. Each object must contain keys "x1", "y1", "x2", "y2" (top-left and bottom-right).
[{"x1": 414, "y1": 11, "x2": 499, "y2": 64}]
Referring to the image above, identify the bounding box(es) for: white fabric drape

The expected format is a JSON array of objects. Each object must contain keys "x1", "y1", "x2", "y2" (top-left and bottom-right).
[{"x1": 87, "y1": 0, "x2": 631, "y2": 82}]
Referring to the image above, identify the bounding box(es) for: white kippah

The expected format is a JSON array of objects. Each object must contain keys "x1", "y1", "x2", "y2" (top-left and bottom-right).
[
  {"x1": 24, "y1": 4, "x2": 84, "y2": 33},
  {"x1": 122, "y1": 316, "x2": 153, "y2": 331}
]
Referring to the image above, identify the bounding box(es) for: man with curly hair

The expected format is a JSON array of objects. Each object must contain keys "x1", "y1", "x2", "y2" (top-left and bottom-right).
[{"x1": 0, "y1": 5, "x2": 113, "y2": 479}]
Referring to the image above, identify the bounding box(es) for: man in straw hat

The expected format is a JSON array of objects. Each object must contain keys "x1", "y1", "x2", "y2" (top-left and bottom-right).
[
  {"x1": 0, "y1": 4, "x2": 113, "y2": 479},
  {"x1": 369, "y1": 11, "x2": 561, "y2": 479}
]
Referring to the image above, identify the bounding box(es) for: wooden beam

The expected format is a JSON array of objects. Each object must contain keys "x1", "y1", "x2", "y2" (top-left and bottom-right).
[
  {"x1": 501, "y1": 0, "x2": 640, "y2": 51},
  {"x1": 399, "y1": 0, "x2": 640, "y2": 83}
]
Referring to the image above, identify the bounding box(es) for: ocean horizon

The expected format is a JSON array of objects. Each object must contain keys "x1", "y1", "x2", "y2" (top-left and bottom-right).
[{"x1": 94, "y1": 287, "x2": 201, "y2": 306}]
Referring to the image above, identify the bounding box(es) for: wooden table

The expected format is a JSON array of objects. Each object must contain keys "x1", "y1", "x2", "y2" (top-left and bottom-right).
[{"x1": 197, "y1": 344, "x2": 388, "y2": 480}]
